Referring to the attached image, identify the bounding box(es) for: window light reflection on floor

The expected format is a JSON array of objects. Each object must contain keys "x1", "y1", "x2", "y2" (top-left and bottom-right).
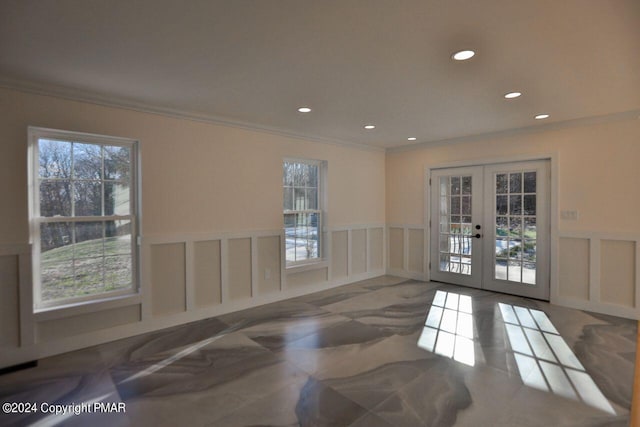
[
  {"x1": 119, "y1": 334, "x2": 227, "y2": 385},
  {"x1": 418, "y1": 290, "x2": 476, "y2": 366},
  {"x1": 118, "y1": 321, "x2": 248, "y2": 386},
  {"x1": 499, "y1": 303, "x2": 615, "y2": 414}
]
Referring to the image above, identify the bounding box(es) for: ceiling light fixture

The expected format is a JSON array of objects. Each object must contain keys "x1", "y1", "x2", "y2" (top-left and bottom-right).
[
  {"x1": 504, "y1": 92, "x2": 522, "y2": 99},
  {"x1": 364, "y1": 124, "x2": 376, "y2": 130},
  {"x1": 452, "y1": 50, "x2": 475, "y2": 61},
  {"x1": 407, "y1": 137, "x2": 417, "y2": 141},
  {"x1": 534, "y1": 114, "x2": 550, "y2": 120},
  {"x1": 297, "y1": 107, "x2": 312, "y2": 113}
]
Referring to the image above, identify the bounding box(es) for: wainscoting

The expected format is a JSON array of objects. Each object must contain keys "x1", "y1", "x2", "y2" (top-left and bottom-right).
[
  {"x1": 556, "y1": 231, "x2": 640, "y2": 319},
  {"x1": 386, "y1": 226, "x2": 640, "y2": 320},
  {"x1": 0, "y1": 244, "x2": 32, "y2": 351},
  {"x1": 142, "y1": 224, "x2": 385, "y2": 319},
  {"x1": 3, "y1": 226, "x2": 638, "y2": 369},
  {"x1": 0, "y1": 224, "x2": 385, "y2": 369},
  {"x1": 386, "y1": 224, "x2": 427, "y2": 281}
]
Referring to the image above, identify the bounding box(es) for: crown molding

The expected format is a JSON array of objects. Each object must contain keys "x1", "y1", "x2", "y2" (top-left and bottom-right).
[
  {"x1": 0, "y1": 75, "x2": 385, "y2": 153},
  {"x1": 386, "y1": 109, "x2": 640, "y2": 153},
  {"x1": 3, "y1": 74, "x2": 637, "y2": 155}
]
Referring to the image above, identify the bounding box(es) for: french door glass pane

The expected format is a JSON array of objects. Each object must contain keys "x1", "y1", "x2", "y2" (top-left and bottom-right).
[
  {"x1": 509, "y1": 173, "x2": 522, "y2": 193},
  {"x1": 496, "y1": 259, "x2": 508, "y2": 280},
  {"x1": 523, "y1": 263, "x2": 536, "y2": 285},
  {"x1": 462, "y1": 177, "x2": 472, "y2": 194},
  {"x1": 495, "y1": 171, "x2": 537, "y2": 285},
  {"x1": 523, "y1": 172, "x2": 537, "y2": 193},
  {"x1": 439, "y1": 175, "x2": 473, "y2": 276},
  {"x1": 451, "y1": 177, "x2": 460, "y2": 195}
]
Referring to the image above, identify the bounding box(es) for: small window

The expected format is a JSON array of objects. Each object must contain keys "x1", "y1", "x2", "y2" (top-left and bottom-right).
[
  {"x1": 28, "y1": 127, "x2": 139, "y2": 309},
  {"x1": 283, "y1": 159, "x2": 322, "y2": 265}
]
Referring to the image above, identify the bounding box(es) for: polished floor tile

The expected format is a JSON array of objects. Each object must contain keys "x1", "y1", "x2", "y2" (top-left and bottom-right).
[
  {"x1": 0, "y1": 276, "x2": 636, "y2": 426},
  {"x1": 369, "y1": 359, "x2": 473, "y2": 427}
]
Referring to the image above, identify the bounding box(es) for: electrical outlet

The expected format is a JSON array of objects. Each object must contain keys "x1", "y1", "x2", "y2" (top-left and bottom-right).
[{"x1": 560, "y1": 210, "x2": 579, "y2": 220}]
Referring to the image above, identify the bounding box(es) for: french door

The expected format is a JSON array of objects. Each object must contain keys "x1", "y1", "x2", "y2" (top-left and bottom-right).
[{"x1": 429, "y1": 160, "x2": 550, "y2": 300}]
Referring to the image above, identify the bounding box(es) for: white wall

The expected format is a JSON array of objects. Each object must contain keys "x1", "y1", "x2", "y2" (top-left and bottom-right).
[
  {"x1": 0, "y1": 87, "x2": 386, "y2": 368},
  {"x1": 1, "y1": 84, "x2": 638, "y2": 369},
  {"x1": 385, "y1": 116, "x2": 640, "y2": 318}
]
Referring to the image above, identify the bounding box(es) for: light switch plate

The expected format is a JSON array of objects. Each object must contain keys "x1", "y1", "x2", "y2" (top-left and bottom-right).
[{"x1": 560, "y1": 210, "x2": 579, "y2": 220}]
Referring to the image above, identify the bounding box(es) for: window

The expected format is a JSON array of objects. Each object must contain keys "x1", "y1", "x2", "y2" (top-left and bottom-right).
[
  {"x1": 283, "y1": 159, "x2": 322, "y2": 265},
  {"x1": 29, "y1": 127, "x2": 139, "y2": 309}
]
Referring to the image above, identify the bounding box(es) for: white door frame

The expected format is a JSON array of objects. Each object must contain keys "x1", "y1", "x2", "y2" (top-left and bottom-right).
[
  {"x1": 423, "y1": 153, "x2": 559, "y2": 302},
  {"x1": 429, "y1": 166, "x2": 484, "y2": 288}
]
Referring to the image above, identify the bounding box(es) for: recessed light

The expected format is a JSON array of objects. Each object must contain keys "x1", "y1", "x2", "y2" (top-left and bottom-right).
[
  {"x1": 297, "y1": 107, "x2": 312, "y2": 113},
  {"x1": 407, "y1": 137, "x2": 417, "y2": 141},
  {"x1": 452, "y1": 50, "x2": 475, "y2": 61},
  {"x1": 504, "y1": 92, "x2": 522, "y2": 99},
  {"x1": 364, "y1": 124, "x2": 376, "y2": 130},
  {"x1": 534, "y1": 114, "x2": 550, "y2": 120}
]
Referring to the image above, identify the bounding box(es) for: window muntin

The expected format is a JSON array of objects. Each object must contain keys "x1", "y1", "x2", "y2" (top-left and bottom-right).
[
  {"x1": 30, "y1": 128, "x2": 138, "y2": 309},
  {"x1": 283, "y1": 160, "x2": 322, "y2": 265}
]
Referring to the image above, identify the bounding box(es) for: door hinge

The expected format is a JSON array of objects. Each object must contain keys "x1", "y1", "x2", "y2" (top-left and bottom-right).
[
  {"x1": 429, "y1": 261, "x2": 432, "y2": 270},
  {"x1": 429, "y1": 178, "x2": 432, "y2": 186}
]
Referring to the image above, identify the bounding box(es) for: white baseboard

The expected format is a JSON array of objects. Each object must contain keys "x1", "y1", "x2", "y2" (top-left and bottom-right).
[{"x1": 554, "y1": 296, "x2": 639, "y2": 320}]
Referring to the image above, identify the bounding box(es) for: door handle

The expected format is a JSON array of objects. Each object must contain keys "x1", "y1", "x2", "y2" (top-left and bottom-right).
[{"x1": 474, "y1": 233, "x2": 482, "y2": 239}]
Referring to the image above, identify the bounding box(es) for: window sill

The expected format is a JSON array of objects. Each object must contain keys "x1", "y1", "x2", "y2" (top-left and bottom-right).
[
  {"x1": 285, "y1": 260, "x2": 329, "y2": 274},
  {"x1": 34, "y1": 292, "x2": 142, "y2": 322}
]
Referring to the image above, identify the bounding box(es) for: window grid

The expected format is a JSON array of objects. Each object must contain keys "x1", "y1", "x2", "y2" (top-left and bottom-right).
[
  {"x1": 31, "y1": 130, "x2": 137, "y2": 308},
  {"x1": 494, "y1": 171, "x2": 537, "y2": 284},
  {"x1": 283, "y1": 160, "x2": 322, "y2": 265},
  {"x1": 439, "y1": 175, "x2": 473, "y2": 275}
]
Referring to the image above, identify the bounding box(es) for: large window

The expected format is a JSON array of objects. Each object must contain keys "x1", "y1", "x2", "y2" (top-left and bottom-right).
[
  {"x1": 283, "y1": 160, "x2": 322, "y2": 265},
  {"x1": 29, "y1": 127, "x2": 139, "y2": 309}
]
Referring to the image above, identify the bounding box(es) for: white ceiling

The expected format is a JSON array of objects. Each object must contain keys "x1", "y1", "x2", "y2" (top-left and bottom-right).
[{"x1": 1, "y1": 0, "x2": 639, "y2": 149}]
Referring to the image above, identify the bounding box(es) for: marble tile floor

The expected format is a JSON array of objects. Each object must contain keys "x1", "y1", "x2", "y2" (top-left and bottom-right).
[{"x1": 0, "y1": 276, "x2": 636, "y2": 426}]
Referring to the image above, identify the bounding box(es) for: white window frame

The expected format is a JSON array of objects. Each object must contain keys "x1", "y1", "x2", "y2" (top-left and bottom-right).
[
  {"x1": 283, "y1": 158, "x2": 325, "y2": 267},
  {"x1": 28, "y1": 127, "x2": 140, "y2": 310}
]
